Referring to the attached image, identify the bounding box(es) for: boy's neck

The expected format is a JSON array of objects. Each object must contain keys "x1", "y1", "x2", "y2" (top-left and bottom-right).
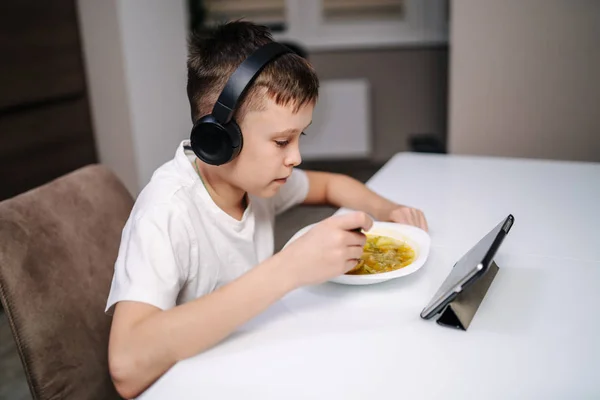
[{"x1": 193, "y1": 159, "x2": 248, "y2": 220}]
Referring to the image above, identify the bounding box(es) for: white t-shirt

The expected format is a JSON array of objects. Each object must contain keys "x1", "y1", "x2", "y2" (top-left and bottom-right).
[{"x1": 105, "y1": 140, "x2": 309, "y2": 313}]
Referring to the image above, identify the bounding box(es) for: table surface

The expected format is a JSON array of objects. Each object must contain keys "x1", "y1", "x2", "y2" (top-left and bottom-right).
[{"x1": 139, "y1": 153, "x2": 600, "y2": 400}]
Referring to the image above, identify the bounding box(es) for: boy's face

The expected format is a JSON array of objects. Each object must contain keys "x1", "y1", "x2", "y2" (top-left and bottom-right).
[{"x1": 225, "y1": 97, "x2": 313, "y2": 198}]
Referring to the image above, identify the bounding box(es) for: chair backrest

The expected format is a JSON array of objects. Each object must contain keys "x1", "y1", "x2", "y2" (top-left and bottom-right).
[{"x1": 0, "y1": 165, "x2": 133, "y2": 400}]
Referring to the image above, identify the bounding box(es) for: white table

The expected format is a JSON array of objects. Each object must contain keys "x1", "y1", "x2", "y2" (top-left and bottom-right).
[{"x1": 140, "y1": 153, "x2": 600, "y2": 400}]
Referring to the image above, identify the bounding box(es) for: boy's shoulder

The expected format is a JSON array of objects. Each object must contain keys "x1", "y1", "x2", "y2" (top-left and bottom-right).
[{"x1": 130, "y1": 141, "x2": 198, "y2": 222}]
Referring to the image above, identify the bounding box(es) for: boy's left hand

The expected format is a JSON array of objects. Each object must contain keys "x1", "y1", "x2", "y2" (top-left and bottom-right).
[{"x1": 385, "y1": 205, "x2": 428, "y2": 232}]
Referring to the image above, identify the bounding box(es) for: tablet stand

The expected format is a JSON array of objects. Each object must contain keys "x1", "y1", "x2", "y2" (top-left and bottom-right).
[{"x1": 436, "y1": 261, "x2": 499, "y2": 331}]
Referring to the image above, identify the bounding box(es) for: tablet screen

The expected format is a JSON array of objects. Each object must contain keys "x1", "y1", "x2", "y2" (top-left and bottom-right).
[{"x1": 423, "y1": 216, "x2": 512, "y2": 316}]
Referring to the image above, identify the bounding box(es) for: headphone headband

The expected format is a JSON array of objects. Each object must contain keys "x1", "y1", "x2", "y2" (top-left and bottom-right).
[{"x1": 212, "y1": 42, "x2": 292, "y2": 124}]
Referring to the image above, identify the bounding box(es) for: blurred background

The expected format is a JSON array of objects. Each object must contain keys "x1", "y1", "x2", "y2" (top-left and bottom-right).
[
  {"x1": 1, "y1": 0, "x2": 599, "y2": 202},
  {"x1": 0, "y1": 1, "x2": 599, "y2": 398}
]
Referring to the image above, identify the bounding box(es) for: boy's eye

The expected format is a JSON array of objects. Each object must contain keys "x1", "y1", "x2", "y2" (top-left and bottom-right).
[{"x1": 274, "y1": 133, "x2": 305, "y2": 148}]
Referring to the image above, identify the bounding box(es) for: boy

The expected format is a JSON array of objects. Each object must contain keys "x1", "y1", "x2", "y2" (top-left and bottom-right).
[{"x1": 106, "y1": 21, "x2": 427, "y2": 398}]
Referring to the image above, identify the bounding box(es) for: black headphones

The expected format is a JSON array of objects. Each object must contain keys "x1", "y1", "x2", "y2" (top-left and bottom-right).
[{"x1": 190, "y1": 42, "x2": 292, "y2": 165}]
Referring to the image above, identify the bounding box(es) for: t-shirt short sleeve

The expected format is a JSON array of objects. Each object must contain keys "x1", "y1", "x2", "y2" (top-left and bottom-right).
[
  {"x1": 105, "y1": 205, "x2": 196, "y2": 314},
  {"x1": 273, "y1": 168, "x2": 310, "y2": 215}
]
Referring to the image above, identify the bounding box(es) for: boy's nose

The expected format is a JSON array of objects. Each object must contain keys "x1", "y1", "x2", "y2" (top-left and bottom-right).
[{"x1": 285, "y1": 144, "x2": 302, "y2": 167}]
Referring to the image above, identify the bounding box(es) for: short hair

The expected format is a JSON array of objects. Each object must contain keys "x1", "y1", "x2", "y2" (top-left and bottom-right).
[{"x1": 186, "y1": 21, "x2": 319, "y2": 124}]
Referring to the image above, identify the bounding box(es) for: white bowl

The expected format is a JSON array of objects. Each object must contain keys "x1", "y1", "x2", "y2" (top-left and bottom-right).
[{"x1": 283, "y1": 221, "x2": 431, "y2": 285}]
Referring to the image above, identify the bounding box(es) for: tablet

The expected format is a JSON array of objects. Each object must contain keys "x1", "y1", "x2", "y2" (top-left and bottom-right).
[{"x1": 420, "y1": 214, "x2": 514, "y2": 320}]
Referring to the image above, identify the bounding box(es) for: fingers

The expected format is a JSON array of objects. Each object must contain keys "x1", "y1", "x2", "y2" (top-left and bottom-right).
[
  {"x1": 328, "y1": 211, "x2": 374, "y2": 233},
  {"x1": 345, "y1": 259, "x2": 360, "y2": 272},
  {"x1": 418, "y1": 211, "x2": 429, "y2": 232},
  {"x1": 407, "y1": 207, "x2": 426, "y2": 232},
  {"x1": 393, "y1": 207, "x2": 428, "y2": 232},
  {"x1": 343, "y1": 230, "x2": 367, "y2": 247},
  {"x1": 346, "y1": 244, "x2": 365, "y2": 260},
  {"x1": 343, "y1": 239, "x2": 367, "y2": 273},
  {"x1": 412, "y1": 208, "x2": 428, "y2": 232}
]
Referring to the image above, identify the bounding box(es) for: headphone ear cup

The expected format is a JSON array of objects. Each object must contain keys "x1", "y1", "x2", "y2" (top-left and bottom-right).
[
  {"x1": 224, "y1": 120, "x2": 243, "y2": 161},
  {"x1": 190, "y1": 115, "x2": 234, "y2": 165}
]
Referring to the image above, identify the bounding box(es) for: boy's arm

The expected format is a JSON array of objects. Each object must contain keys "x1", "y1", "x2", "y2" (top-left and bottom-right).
[
  {"x1": 109, "y1": 253, "x2": 293, "y2": 399},
  {"x1": 303, "y1": 170, "x2": 428, "y2": 231},
  {"x1": 108, "y1": 211, "x2": 373, "y2": 399}
]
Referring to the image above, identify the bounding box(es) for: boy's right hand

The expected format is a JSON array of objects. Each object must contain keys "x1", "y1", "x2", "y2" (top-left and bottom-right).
[{"x1": 280, "y1": 211, "x2": 374, "y2": 288}]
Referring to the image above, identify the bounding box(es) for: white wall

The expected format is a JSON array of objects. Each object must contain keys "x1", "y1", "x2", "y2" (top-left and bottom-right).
[
  {"x1": 449, "y1": 0, "x2": 600, "y2": 162},
  {"x1": 300, "y1": 79, "x2": 371, "y2": 160},
  {"x1": 76, "y1": 0, "x2": 138, "y2": 193},
  {"x1": 77, "y1": 0, "x2": 191, "y2": 195},
  {"x1": 310, "y1": 48, "x2": 448, "y2": 162}
]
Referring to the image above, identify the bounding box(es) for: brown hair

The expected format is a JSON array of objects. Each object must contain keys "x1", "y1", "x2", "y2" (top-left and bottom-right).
[{"x1": 186, "y1": 21, "x2": 319, "y2": 124}]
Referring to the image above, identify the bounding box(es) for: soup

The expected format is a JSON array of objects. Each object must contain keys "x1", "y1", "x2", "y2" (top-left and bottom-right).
[{"x1": 347, "y1": 234, "x2": 416, "y2": 275}]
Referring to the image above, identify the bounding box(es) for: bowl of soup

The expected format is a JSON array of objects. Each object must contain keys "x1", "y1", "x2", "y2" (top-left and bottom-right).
[{"x1": 283, "y1": 221, "x2": 431, "y2": 285}]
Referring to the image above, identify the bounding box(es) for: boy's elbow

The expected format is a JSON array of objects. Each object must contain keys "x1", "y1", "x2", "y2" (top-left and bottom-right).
[{"x1": 109, "y1": 354, "x2": 146, "y2": 399}]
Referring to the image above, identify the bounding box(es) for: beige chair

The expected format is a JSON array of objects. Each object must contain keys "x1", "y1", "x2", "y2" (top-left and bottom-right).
[{"x1": 0, "y1": 165, "x2": 133, "y2": 400}]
